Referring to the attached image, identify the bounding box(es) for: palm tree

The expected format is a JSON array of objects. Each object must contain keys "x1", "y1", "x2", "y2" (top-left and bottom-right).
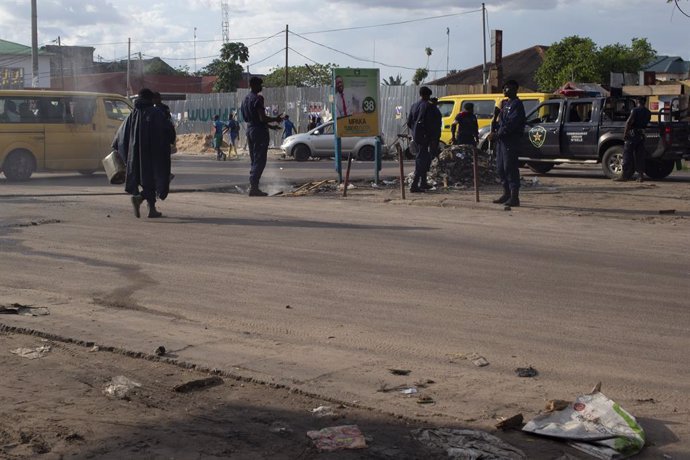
[
  {"x1": 382, "y1": 74, "x2": 407, "y2": 86},
  {"x1": 425, "y1": 47, "x2": 433, "y2": 70}
]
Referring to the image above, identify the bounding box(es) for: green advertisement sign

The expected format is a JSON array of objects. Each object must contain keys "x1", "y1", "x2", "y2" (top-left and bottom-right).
[{"x1": 333, "y1": 68, "x2": 380, "y2": 138}]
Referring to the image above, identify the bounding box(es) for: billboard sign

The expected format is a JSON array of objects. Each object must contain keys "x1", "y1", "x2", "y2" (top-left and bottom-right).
[{"x1": 333, "y1": 68, "x2": 379, "y2": 138}]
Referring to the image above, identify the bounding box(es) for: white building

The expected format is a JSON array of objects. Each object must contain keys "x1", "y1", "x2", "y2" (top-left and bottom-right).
[{"x1": 0, "y1": 38, "x2": 52, "y2": 88}]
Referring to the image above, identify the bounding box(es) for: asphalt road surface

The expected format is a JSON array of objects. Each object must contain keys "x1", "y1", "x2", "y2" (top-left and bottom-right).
[{"x1": 1, "y1": 155, "x2": 689, "y2": 458}]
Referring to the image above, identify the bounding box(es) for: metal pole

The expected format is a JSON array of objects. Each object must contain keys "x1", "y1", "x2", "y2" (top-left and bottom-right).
[
  {"x1": 193, "y1": 27, "x2": 197, "y2": 73},
  {"x1": 58, "y1": 36, "x2": 65, "y2": 90},
  {"x1": 446, "y1": 27, "x2": 450, "y2": 76},
  {"x1": 126, "y1": 38, "x2": 130, "y2": 96},
  {"x1": 284, "y1": 24, "x2": 289, "y2": 86},
  {"x1": 31, "y1": 0, "x2": 39, "y2": 87},
  {"x1": 482, "y1": 3, "x2": 487, "y2": 93}
]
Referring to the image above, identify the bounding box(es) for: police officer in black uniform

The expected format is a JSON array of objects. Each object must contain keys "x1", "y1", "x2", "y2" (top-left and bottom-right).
[
  {"x1": 616, "y1": 97, "x2": 651, "y2": 182},
  {"x1": 491, "y1": 80, "x2": 526, "y2": 207},
  {"x1": 240, "y1": 77, "x2": 283, "y2": 196},
  {"x1": 407, "y1": 86, "x2": 437, "y2": 193}
]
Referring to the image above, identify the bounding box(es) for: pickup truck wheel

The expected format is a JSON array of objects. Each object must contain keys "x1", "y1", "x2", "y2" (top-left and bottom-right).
[
  {"x1": 601, "y1": 145, "x2": 624, "y2": 179},
  {"x1": 357, "y1": 145, "x2": 375, "y2": 161},
  {"x1": 293, "y1": 144, "x2": 311, "y2": 162},
  {"x1": 2, "y1": 149, "x2": 36, "y2": 181},
  {"x1": 526, "y1": 162, "x2": 554, "y2": 174},
  {"x1": 644, "y1": 159, "x2": 674, "y2": 180}
]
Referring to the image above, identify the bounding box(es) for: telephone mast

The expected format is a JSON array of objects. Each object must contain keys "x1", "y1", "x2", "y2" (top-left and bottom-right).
[{"x1": 221, "y1": 0, "x2": 230, "y2": 43}]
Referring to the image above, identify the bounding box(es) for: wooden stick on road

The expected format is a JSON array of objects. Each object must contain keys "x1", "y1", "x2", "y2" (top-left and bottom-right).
[{"x1": 398, "y1": 147, "x2": 406, "y2": 200}]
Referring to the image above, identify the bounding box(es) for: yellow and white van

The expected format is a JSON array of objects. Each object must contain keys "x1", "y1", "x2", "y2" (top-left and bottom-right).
[
  {"x1": 0, "y1": 90, "x2": 132, "y2": 181},
  {"x1": 436, "y1": 92, "x2": 556, "y2": 146}
]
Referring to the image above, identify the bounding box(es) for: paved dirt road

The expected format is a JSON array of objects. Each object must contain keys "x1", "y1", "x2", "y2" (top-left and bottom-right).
[{"x1": 1, "y1": 170, "x2": 689, "y2": 458}]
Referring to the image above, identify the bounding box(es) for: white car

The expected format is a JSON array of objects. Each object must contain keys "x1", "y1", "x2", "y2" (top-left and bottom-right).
[{"x1": 280, "y1": 121, "x2": 387, "y2": 162}]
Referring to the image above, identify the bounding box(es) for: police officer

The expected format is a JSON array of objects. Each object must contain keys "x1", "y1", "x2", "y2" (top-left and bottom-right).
[
  {"x1": 451, "y1": 102, "x2": 479, "y2": 147},
  {"x1": 407, "y1": 86, "x2": 437, "y2": 193},
  {"x1": 240, "y1": 77, "x2": 283, "y2": 196},
  {"x1": 616, "y1": 97, "x2": 651, "y2": 182},
  {"x1": 491, "y1": 80, "x2": 526, "y2": 207}
]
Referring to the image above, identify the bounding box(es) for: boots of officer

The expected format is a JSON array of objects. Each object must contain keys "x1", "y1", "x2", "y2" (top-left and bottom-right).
[
  {"x1": 492, "y1": 187, "x2": 510, "y2": 204},
  {"x1": 505, "y1": 189, "x2": 520, "y2": 207},
  {"x1": 147, "y1": 200, "x2": 163, "y2": 218}
]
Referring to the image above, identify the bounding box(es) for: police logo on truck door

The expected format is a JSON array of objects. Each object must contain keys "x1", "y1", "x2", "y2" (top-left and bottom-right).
[{"x1": 528, "y1": 126, "x2": 547, "y2": 148}]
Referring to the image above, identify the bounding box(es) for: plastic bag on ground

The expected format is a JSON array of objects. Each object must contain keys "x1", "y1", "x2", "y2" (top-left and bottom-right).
[
  {"x1": 103, "y1": 375, "x2": 142, "y2": 399},
  {"x1": 412, "y1": 428, "x2": 525, "y2": 459},
  {"x1": 522, "y1": 389, "x2": 644, "y2": 459},
  {"x1": 306, "y1": 425, "x2": 366, "y2": 452},
  {"x1": 10, "y1": 345, "x2": 51, "y2": 359}
]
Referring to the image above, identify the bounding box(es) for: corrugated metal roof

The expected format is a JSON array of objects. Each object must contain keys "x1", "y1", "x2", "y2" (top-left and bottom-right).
[
  {"x1": 644, "y1": 56, "x2": 690, "y2": 74},
  {"x1": 427, "y1": 45, "x2": 549, "y2": 91},
  {"x1": 0, "y1": 38, "x2": 51, "y2": 56}
]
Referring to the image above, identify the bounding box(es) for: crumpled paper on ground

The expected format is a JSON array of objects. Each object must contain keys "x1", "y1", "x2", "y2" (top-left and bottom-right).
[
  {"x1": 412, "y1": 428, "x2": 525, "y2": 459},
  {"x1": 522, "y1": 390, "x2": 644, "y2": 459},
  {"x1": 10, "y1": 345, "x2": 51, "y2": 359},
  {"x1": 306, "y1": 425, "x2": 366, "y2": 451}
]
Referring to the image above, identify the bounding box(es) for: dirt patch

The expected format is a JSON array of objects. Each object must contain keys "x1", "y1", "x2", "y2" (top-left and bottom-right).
[
  {"x1": 0, "y1": 331, "x2": 575, "y2": 459},
  {"x1": 175, "y1": 133, "x2": 215, "y2": 155}
]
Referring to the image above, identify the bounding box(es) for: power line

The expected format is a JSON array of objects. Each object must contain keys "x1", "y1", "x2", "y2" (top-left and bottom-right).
[
  {"x1": 674, "y1": 0, "x2": 690, "y2": 17},
  {"x1": 297, "y1": 9, "x2": 482, "y2": 35},
  {"x1": 289, "y1": 31, "x2": 447, "y2": 72}
]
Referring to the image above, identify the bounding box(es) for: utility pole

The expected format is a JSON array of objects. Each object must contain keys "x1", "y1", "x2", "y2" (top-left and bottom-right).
[
  {"x1": 284, "y1": 24, "x2": 289, "y2": 86},
  {"x1": 482, "y1": 3, "x2": 488, "y2": 93},
  {"x1": 193, "y1": 27, "x2": 197, "y2": 73},
  {"x1": 221, "y1": 0, "x2": 230, "y2": 44},
  {"x1": 126, "y1": 38, "x2": 131, "y2": 96},
  {"x1": 58, "y1": 36, "x2": 65, "y2": 90},
  {"x1": 30, "y1": 0, "x2": 39, "y2": 87},
  {"x1": 446, "y1": 27, "x2": 450, "y2": 76}
]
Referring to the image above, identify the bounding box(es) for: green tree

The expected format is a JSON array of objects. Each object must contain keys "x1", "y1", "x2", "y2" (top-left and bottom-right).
[
  {"x1": 536, "y1": 36, "x2": 657, "y2": 91},
  {"x1": 262, "y1": 63, "x2": 337, "y2": 87},
  {"x1": 382, "y1": 74, "x2": 406, "y2": 86},
  {"x1": 198, "y1": 42, "x2": 249, "y2": 92},
  {"x1": 597, "y1": 38, "x2": 656, "y2": 82},
  {"x1": 412, "y1": 68, "x2": 428, "y2": 86},
  {"x1": 535, "y1": 36, "x2": 600, "y2": 91},
  {"x1": 425, "y1": 47, "x2": 433, "y2": 70}
]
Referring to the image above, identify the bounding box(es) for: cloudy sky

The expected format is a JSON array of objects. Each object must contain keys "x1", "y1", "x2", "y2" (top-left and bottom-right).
[{"x1": 1, "y1": 0, "x2": 688, "y2": 82}]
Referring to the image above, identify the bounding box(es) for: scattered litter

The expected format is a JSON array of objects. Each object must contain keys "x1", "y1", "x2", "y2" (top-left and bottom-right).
[
  {"x1": 307, "y1": 425, "x2": 367, "y2": 452},
  {"x1": 416, "y1": 395, "x2": 435, "y2": 404},
  {"x1": 285, "y1": 305, "x2": 292, "y2": 309},
  {"x1": 428, "y1": 145, "x2": 496, "y2": 188},
  {"x1": 290, "y1": 179, "x2": 336, "y2": 196},
  {"x1": 89, "y1": 345, "x2": 100, "y2": 352},
  {"x1": 103, "y1": 375, "x2": 141, "y2": 399},
  {"x1": 378, "y1": 380, "x2": 434, "y2": 393},
  {"x1": 546, "y1": 400, "x2": 570, "y2": 412},
  {"x1": 270, "y1": 191, "x2": 284, "y2": 196},
  {"x1": 472, "y1": 356, "x2": 490, "y2": 367},
  {"x1": 0, "y1": 303, "x2": 50, "y2": 316},
  {"x1": 400, "y1": 387, "x2": 418, "y2": 395},
  {"x1": 382, "y1": 179, "x2": 397, "y2": 186},
  {"x1": 531, "y1": 177, "x2": 541, "y2": 186},
  {"x1": 515, "y1": 366, "x2": 538, "y2": 377},
  {"x1": 337, "y1": 183, "x2": 356, "y2": 190},
  {"x1": 10, "y1": 345, "x2": 51, "y2": 360},
  {"x1": 412, "y1": 428, "x2": 525, "y2": 459},
  {"x1": 496, "y1": 413, "x2": 524, "y2": 430},
  {"x1": 172, "y1": 376, "x2": 223, "y2": 393},
  {"x1": 269, "y1": 421, "x2": 292, "y2": 435},
  {"x1": 310, "y1": 405, "x2": 336, "y2": 417},
  {"x1": 234, "y1": 185, "x2": 245, "y2": 194},
  {"x1": 389, "y1": 368, "x2": 411, "y2": 376},
  {"x1": 154, "y1": 346, "x2": 166, "y2": 356},
  {"x1": 636, "y1": 398, "x2": 656, "y2": 404},
  {"x1": 658, "y1": 209, "x2": 675, "y2": 215},
  {"x1": 523, "y1": 386, "x2": 645, "y2": 459}
]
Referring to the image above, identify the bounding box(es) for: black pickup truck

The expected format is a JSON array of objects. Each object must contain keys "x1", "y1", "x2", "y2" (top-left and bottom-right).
[{"x1": 479, "y1": 96, "x2": 690, "y2": 179}]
